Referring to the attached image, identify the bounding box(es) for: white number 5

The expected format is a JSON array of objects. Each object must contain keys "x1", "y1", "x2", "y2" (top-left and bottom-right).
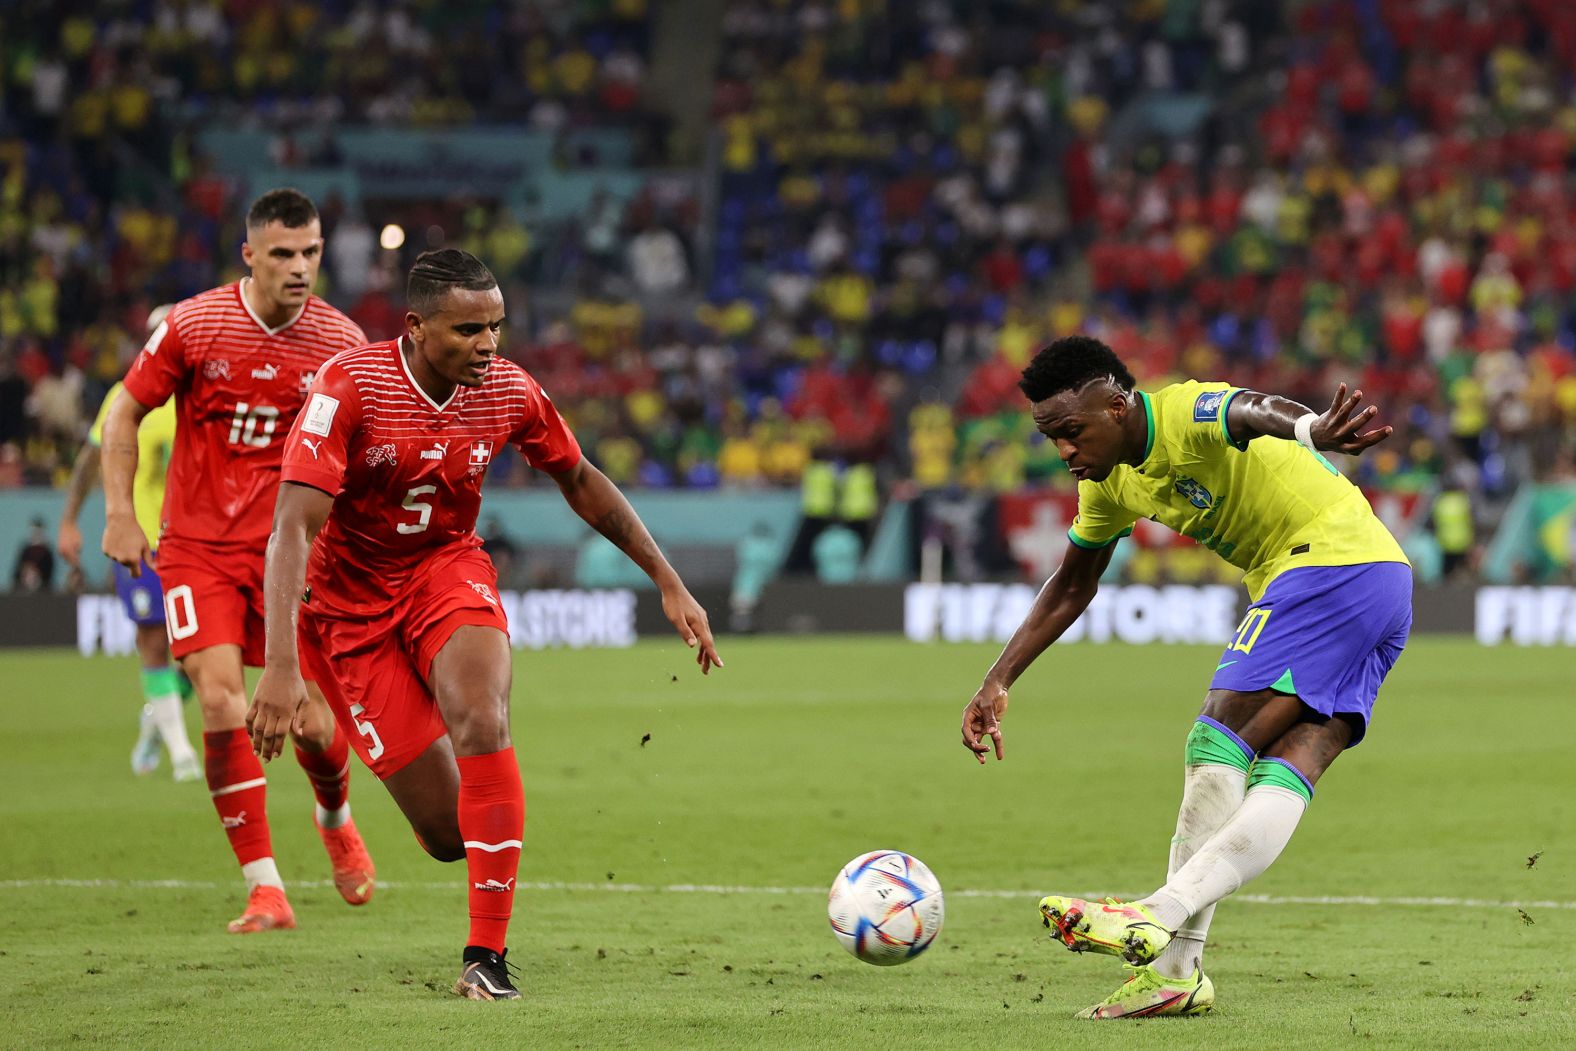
[
  {"x1": 397, "y1": 485, "x2": 437, "y2": 534},
  {"x1": 348, "y1": 702, "x2": 385, "y2": 761}
]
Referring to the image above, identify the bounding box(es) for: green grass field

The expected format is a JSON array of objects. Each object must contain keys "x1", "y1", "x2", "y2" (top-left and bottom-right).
[{"x1": 2, "y1": 637, "x2": 1572, "y2": 1049}]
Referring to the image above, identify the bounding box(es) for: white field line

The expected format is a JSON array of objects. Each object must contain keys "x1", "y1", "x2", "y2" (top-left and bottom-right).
[{"x1": 0, "y1": 878, "x2": 1571, "y2": 911}]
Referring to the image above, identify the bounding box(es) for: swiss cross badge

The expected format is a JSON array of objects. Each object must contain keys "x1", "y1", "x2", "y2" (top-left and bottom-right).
[{"x1": 469, "y1": 441, "x2": 494, "y2": 475}]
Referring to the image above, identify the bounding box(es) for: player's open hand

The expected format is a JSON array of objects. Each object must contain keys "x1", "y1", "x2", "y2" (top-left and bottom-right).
[
  {"x1": 661, "y1": 586, "x2": 723, "y2": 675},
  {"x1": 248, "y1": 665, "x2": 310, "y2": 761},
  {"x1": 962, "y1": 681, "x2": 1009, "y2": 764},
  {"x1": 102, "y1": 511, "x2": 153, "y2": 576},
  {"x1": 1312, "y1": 383, "x2": 1393, "y2": 456},
  {"x1": 58, "y1": 519, "x2": 83, "y2": 569}
]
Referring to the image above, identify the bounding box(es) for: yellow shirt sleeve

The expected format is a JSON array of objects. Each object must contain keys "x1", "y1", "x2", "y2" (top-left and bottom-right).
[
  {"x1": 1068, "y1": 480, "x2": 1138, "y2": 549},
  {"x1": 1162, "y1": 380, "x2": 1251, "y2": 454},
  {"x1": 87, "y1": 383, "x2": 122, "y2": 447}
]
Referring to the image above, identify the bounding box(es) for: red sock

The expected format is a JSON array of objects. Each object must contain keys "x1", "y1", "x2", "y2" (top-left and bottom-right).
[
  {"x1": 204, "y1": 729, "x2": 274, "y2": 867},
  {"x1": 456, "y1": 748, "x2": 525, "y2": 953},
  {"x1": 294, "y1": 725, "x2": 350, "y2": 813}
]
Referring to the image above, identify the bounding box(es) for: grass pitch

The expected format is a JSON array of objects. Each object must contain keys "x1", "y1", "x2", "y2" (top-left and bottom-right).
[{"x1": 1, "y1": 636, "x2": 1572, "y2": 1049}]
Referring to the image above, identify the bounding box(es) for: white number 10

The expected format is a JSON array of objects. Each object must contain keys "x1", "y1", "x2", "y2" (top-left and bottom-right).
[
  {"x1": 227, "y1": 402, "x2": 278, "y2": 447},
  {"x1": 397, "y1": 485, "x2": 437, "y2": 534}
]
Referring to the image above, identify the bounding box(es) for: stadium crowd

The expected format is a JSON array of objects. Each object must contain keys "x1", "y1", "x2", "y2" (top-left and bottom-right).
[{"x1": 6, "y1": 0, "x2": 1576, "y2": 535}]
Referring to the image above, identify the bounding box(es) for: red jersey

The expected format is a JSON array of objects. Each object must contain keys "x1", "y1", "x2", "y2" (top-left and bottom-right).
[
  {"x1": 280, "y1": 339, "x2": 583, "y2": 617},
  {"x1": 122, "y1": 281, "x2": 367, "y2": 548}
]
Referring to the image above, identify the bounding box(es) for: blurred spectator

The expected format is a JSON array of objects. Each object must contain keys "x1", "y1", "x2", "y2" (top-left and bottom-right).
[
  {"x1": 627, "y1": 220, "x2": 689, "y2": 296},
  {"x1": 811, "y1": 523, "x2": 862, "y2": 585},
  {"x1": 480, "y1": 516, "x2": 522, "y2": 590},
  {"x1": 784, "y1": 459, "x2": 839, "y2": 574},
  {"x1": 837, "y1": 463, "x2": 880, "y2": 550},
  {"x1": 12, "y1": 518, "x2": 55, "y2": 592},
  {"x1": 331, "y1": 213, "x2": 378, "y2": 304},
  {"x1": 1432, "y1": 486, "x2": 1476, "y2": 580},
  {"x1": 729, "y1": 521, "x2": 781, "y2": 632}
]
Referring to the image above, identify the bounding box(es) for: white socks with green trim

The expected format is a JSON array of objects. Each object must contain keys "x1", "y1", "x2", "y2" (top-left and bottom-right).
[
  {"x1": 148, "y1": 695, "x2": 197, "y2": 766},
  {"x1": 1150, "y1": 761, "x2": 1246, "y2": 979},
  {"x1": 1140, "y1": 784, "x2": 1309, "y2": 940}
]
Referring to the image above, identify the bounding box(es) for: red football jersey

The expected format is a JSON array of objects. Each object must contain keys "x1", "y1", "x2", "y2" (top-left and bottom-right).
[
  {"x1": 280, "y1": 339, "x2": 583, "y2": 617},
  {"x1": 122, "y1": 281, "x2": 367, "y2": 548}
]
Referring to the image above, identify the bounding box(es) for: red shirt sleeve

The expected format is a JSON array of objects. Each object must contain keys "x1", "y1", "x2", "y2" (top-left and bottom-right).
[
  {"x1": 511, "y1": 380, "x2": 583, "y2": 474},
  {"x1": 280, "y1": 363, "x2": 361, "y2": 496},
  {"x1": 121, "y1": 314, "x2": 188, "y2": 408}
]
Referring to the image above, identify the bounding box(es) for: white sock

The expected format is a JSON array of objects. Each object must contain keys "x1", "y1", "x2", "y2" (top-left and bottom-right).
[
  {"x1": 148, "y1": 695, "x2": 197, "y2": 763},
  {"x1": 1140, "y1": 784, "x2": 1308, "y2": 930},
  {"x1": 1151, "y1": 762, "x2": 1246, "y2": 979},
  {"x1": 315, "y1": 802, "x2": 351, "y2": 829},
  {"x1": 241, "y1": 857, "x2": 284, "y2": 891}
]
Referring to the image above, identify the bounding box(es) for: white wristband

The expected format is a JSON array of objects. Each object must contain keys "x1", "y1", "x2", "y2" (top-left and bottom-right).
[{"x1": 1294, "y1": 412, "x2": 1319, "y2": 451}]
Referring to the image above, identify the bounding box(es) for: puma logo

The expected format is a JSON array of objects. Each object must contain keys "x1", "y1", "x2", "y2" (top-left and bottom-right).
[
  {"x1": 473, "y1": 877, "x2": 515, "y2": 892},
  {"x1": 300, "y1": 438, "x2": 322, "y2": 459}
]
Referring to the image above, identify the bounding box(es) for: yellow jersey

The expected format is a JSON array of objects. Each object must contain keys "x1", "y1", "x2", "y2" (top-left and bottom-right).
[
  {"x1": 1068, "y1": 381, "x2": 1409, "y2": 601},
  {"x1": 89, "y1": 382, "x2": 175, "y2": 548}
]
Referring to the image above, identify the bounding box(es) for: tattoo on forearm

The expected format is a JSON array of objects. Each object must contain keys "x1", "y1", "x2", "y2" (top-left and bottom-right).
[
  {"x1": 592, "y1": 507, "x2": 630, "y2": 546},
  {"x1": 593, "y1": 507, "x2": 660, "y2": 565}
]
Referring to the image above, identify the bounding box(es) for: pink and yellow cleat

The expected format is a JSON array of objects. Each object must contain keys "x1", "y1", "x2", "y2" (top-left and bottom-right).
[
  {"x1": 1038, "y1": 894, "x2": 1173, "y2": 964},
  {"x1": 1076, "y1": 964, "x2": 1215, "y2": 1019}
]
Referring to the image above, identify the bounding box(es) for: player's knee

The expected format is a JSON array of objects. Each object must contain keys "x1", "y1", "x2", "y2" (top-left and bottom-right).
[
  {"x1": 448, "y1": 713, "x2": 512, "y2": 755},
  {"x1": 192, "y1": 682, "x2": 247, "y2": 728},
  {"x1": 292, "y1": 722, "x2": 336, "y2": 753},
  {"x1": 440, "y1": 688, "x2": 511, "y2": 755},
  {"x1": 290, "y1": 698, "x2": 338, "y2": 752}
]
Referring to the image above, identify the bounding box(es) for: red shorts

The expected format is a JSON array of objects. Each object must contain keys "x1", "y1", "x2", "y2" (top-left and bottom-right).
[
  {"x1": 156, "y1": 541, "x2": 266, "y2": 666},
  {"x1": 298, "y1": 548, "x2": 508, "y2": 780}
]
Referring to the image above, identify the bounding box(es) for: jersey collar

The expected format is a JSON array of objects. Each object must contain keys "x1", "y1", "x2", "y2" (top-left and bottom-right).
[
  {"x1": 237, "y1": 278, "x2": 307, "y2": 336},
  {"x1": 1136, "y1": 390, "x2": 1156, "y2": 466},
  {"x1": 396, "y1": 336, "x2": 458, "y2": 412}
]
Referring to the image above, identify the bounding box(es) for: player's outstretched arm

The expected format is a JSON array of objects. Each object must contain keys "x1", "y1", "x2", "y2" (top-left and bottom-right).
[
  {"x1": 249, "y1": 482, "x2": 333, "y2": 760},
  {"x1": 99, "y1": 389, "x2": 155, "y2": 575},
  {"x1": 550, "y1": 457, "x2": 723, "y2": 674},
  {"x1": 962, "y1": 541, "x2": 1113, "y2": 764},
  {"x1": 58, "y1": 442, "x2": 101, "y2": 570},
  {"x1": 1224, "y1": 383, "x2": 1393, "y2": 455}
]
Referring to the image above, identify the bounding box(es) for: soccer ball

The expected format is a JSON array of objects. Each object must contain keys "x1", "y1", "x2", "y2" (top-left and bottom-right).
[{"x1": 827, "y1": 850, "x2": 944, "y2": 965}]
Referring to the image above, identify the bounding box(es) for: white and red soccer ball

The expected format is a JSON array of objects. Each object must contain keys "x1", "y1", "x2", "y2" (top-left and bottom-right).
[{"x1": 827, "y1": 850, "x2": 944, "y2": 965}]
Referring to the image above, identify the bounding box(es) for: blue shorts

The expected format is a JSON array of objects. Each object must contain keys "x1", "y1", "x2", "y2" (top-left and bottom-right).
[
  {"x1": 113, "y1": 558, "x2": 166, "y2": 627},
  {"x1": 1209, "y1": 562, "x2": 1412, "y2": 747}
]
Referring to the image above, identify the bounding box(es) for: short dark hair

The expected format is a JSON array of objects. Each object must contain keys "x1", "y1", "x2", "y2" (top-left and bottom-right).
[
  {"x1": 246, "y1": 188, "x2": 318, "y2": 230},
  {"x1": 1018, "y1": 336, "x2": 1136, "y2": 402},
  {"x1": 407, "y1": 249, "x2": 498, "y2": 315}
]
